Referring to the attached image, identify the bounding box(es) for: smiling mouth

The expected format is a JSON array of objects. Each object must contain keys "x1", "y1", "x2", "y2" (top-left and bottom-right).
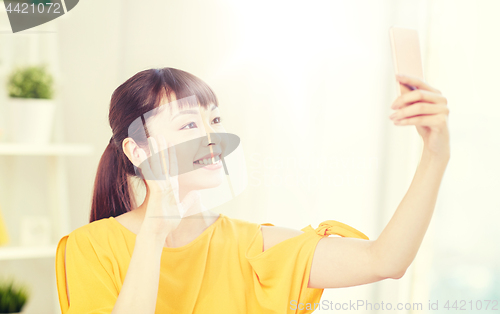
[{"x1": 193, "y1": 154, "x2": 221, "y2": 165}]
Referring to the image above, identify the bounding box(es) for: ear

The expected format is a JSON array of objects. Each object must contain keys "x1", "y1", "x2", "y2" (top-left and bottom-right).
[{"x1": 122, "y1": 138, "x2": 146, "y2": 167}]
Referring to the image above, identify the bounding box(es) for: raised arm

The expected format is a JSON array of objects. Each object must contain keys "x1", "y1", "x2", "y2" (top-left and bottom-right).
[
  {"x1": 370, "y1": 74, "x2": 450, "y2": 278},
  {"x1": 111, "y1": 224, "x2": 167, "y2": 314},
  {"x1": 63, "y1": 193, "x2": 176, "y2": 314},
  {"x1": 305, "y1": 75, "x2": 450, "y2": 288},
  {"x1": 260, "y1": 80, "x2": 449, "y2": 288},
  {"x1": 111, "y1": 136, "x2": 200, "y2": 313},
  {"x1": 306, "y1": 150, "x2": 448, "y2": 288},
  {"x1": 62, "y1": 215, "x2": 169, "y2": 314}
]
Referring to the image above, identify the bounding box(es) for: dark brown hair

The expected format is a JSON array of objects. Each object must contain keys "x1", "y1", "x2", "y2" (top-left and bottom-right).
[{"x1": 90, "y1": 68, "x2": 219, "y2": 223}]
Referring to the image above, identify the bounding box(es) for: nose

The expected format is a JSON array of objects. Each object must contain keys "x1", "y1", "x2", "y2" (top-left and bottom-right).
[
  {"x1": 200, "y1": 117, "x2": 222, "y2": 147},
  {"x1": 206, "y1": 132, "x2": 222, "y2": 146}
]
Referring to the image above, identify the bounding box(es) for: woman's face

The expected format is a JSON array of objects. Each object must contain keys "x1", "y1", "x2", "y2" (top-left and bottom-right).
[{"x1": 145, "y1": 94, "x2": 226, "y2": 193}]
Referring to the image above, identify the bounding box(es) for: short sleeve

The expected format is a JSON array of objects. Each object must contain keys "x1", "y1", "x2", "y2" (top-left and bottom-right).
[
  {"x1": 245, "y1": 220, "x2": 369, "y2": 314},
  {"x1": 302, "y1": 220, "x2": 369, "y2": 240},
  {"x1": 244, "y1": 223, "x2": 323, "y2": 314},
  {"x1": 55, "y1": 230, "x2": 118, "y2": 314}
]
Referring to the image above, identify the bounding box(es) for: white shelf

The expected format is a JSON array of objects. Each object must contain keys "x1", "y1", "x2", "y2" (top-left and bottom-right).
[
  {"x1": 0, "y1": 143, "x2": 94, "y2": 156},
  {"x1": 0, "y1": 245, "x2": 57, "y2": 261}
]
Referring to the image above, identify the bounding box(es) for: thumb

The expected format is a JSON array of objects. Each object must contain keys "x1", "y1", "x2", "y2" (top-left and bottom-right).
[{"x1": 179, "y1": 191, "x2": 201, "y2": 218}]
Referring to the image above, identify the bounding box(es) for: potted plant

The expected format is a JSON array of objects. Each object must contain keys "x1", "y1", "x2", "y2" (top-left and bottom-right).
[
  {"x1": 6, "y1": 65, "x2": 56, "y2": 144},
  {"x1": 0, "y1": 278, "x2": 29, "y2": 314}
]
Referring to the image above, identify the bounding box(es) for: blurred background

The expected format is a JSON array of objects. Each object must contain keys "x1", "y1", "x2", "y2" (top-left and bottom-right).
[{"x1": 0, "y1": 0, "x2": 499, "y2": 313}]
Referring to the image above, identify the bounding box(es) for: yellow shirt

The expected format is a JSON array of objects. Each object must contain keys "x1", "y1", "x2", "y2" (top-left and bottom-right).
[{"x1": 55, "y1": 213, "x2": 368, "y2": 314}]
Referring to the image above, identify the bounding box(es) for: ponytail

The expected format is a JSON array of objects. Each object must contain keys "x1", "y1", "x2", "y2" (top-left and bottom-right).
[{"x1": 90, "y1": 138, "x2": 135, "y2": 223}]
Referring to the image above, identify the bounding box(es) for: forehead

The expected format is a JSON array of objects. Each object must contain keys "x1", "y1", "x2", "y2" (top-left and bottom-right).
[
  {"x1": 159, "y1": 94, "x2": 217, "y2": 115},
  {"x1": 168, "y1": 102, "x2": 217, "y2": 114},
  {"x1": 143, "y1": 96, "x2": 217, "y2": 131}
]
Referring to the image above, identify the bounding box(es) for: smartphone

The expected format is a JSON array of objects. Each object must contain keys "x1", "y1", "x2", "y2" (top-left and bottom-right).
[{"x1": 389, "y1": 26, "x2": 425, "y2": 96}]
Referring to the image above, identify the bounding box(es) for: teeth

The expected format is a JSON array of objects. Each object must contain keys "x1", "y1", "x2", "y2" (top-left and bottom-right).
[{"x1": 194, "y1": 155, "x2": 221, "y2": 165}]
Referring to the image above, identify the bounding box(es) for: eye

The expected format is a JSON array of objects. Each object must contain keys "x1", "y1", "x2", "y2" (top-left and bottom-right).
[
  {"x1": 181, "y1": 122, "x2": 197, "y2": 130},
  {"x1": 181, "y1": 117, "x2": 221, "y2": 130}
]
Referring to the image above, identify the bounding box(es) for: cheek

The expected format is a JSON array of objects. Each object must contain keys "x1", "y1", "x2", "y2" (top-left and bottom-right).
[
  {"x1": 170, "y1": 137, "x2": 204, "y2": 173},
  {"x1": 175, "y1": 145, "x2": 197, "y2": 160}
]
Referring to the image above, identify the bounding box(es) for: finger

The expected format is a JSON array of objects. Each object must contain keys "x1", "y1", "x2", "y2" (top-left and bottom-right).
[
  {"x1": 158, "y1": 135, "x2": 169, "y2": 176},
  {"x1": 392, "y1": 89, "x2": 446, "y2": 109},
  {"x1": 149, "y1": 136, "x2": 162, "y2": 179},
  {"x1": 390, "y1": 103, "x2": 448, "y2": 121},
  {"x1": 394, "y1": 113, "x2": 448, "y2": 127},
  {"x1": 158, "y1": 136, "x2": 176, "y2": 198},
  {"x1": 162, "y1": 142, "x2": 180, "y2": 206},
  {"x1": 396, "y1": 74, "x2": 441, "y2": 94},
  {"x1": 168, "y1": 143, "x2": 178, "y2": 177},
  {"x1": 137, "y1": 148, "x2": 155, "y2": 181},
  {"x1": 166, "y1": 143, "x2": 180, "y2": 205},
  {"x1": 148, "y1": 136, "x2": 161, "y2": 177}
]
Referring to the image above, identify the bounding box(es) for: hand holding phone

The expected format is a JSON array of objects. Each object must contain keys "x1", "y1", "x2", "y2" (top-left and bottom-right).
[{"x1": 389, "y1": 26, "x2": 425, "y2": 96}]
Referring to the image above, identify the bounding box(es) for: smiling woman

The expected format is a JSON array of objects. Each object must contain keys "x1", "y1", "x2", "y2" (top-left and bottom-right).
[{"x1": 54, "y1": 67, "x2": 390, "y2": 314}]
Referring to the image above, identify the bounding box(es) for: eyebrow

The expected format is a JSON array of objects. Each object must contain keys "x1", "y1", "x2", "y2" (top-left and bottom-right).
[{"x1": 170, "y1": 105, "x2": 217, "y2": 121}]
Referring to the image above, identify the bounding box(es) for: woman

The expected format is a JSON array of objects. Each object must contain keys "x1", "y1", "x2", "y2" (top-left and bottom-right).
[{"x1": 55, "y1": 68, "x2": 450, "y2": 314}]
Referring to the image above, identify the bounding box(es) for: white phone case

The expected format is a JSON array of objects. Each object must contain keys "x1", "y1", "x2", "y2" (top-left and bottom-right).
[{"x1": 389, "y1": 26, "x2": 425, "y2": 96}]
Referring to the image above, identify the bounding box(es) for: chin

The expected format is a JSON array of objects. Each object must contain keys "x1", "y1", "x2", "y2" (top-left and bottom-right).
[{"x1": 178, "y1": 168, "x2": 225, "y2": 190}]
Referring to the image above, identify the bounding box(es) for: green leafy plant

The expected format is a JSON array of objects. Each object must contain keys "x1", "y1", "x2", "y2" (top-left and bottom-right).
[
  {"x1": 7, "y1": 65, "x2": 54, "y2": 99},
  {"x1": 0, "y1": 279, "x2": 29, "y2": 313}
]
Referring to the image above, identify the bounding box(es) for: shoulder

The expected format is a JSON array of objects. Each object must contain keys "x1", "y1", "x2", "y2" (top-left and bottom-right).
[
  {"x1": 261, "y1": 225, "x2": 304, "y2": 251},
  {"x1": 65, "y1": 218, "x2": 115, "y2": 250},
  {"x1": 219, "y1": 214, "x2": 261, "y2": 239},
  {"x1": 222, "y1": 214, "x2": 305, "y2": 251},
  {"x1": 70, "y1": 218, "x2": 113, "y2": 236}
]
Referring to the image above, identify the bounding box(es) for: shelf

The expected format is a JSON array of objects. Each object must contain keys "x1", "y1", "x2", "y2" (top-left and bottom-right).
[
  {"x1": 0, "y1": 143, "x2": 94, "y2": 156},
  {"x1": 0, "y1": 245, "x2": 57, "y2": 261}
]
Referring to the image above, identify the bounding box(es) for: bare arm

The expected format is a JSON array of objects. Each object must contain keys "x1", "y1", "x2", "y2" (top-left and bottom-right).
[
  {"x1": 370, "y1": 151, "x2": 448, "y2": 278},
  {"x1": 111, "y1": 229, "x2": 166, "y2": 314},
  {"x1": 371, "y1": 74, "x2": 450, "y2": 279},
  {"x1": 63, "y1": 226, "x2": 168, "y2": 314},
  {"x1": 110, "y1": 135, "x2": 197, "y2": 313},
  {"x1": 263, "y1": 75, "x2": 450, "y2": 289},
  {"x1": 266, "y1": 151, "x2": 448, "y2": 289},
  {"x1": 308, "y1": 151, "x2": 448, "y2": 288}
]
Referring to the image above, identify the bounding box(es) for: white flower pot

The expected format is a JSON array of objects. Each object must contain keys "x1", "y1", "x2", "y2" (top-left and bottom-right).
[{"x1": 8, "y1": 98, "x2": 56, "y2": 144}]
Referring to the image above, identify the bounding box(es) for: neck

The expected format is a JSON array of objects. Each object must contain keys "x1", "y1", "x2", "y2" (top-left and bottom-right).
[{"x1": 135, "y1": 187, "x2": 219, "y2": 238}]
